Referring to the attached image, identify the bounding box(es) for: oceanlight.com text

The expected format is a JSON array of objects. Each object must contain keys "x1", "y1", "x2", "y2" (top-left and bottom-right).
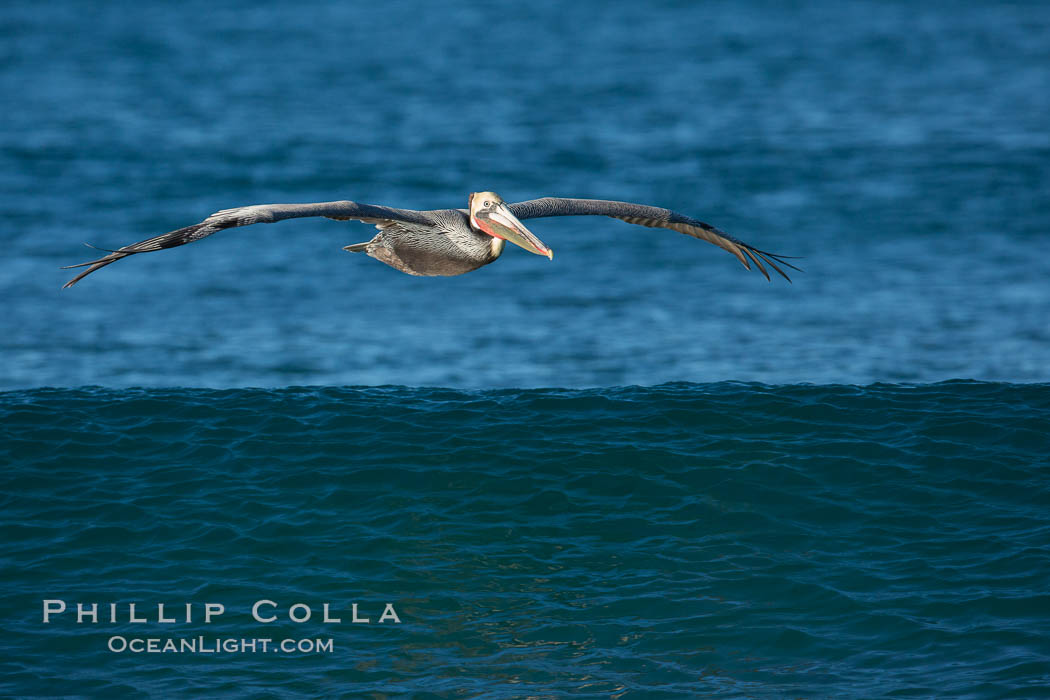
[{"x1": 107, "y1": 636, "x2": 334, "y2": 654}]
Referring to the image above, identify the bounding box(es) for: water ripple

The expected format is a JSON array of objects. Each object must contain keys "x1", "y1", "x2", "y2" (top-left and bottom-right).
[{"x1": 2, "y1": 382, "x2": 1049, "y2": 696}]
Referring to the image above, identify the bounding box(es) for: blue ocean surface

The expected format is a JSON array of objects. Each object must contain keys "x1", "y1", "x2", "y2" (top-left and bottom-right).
[
  {"x1": 2, "y1": 0, "x2": 1049, "y2": 388},
  {"x1": 2, "y1": 383, "x2": 1049, "y2": 697},
  {"x1": 3, "y1": 0, "x2": 1050, "y2": 697}
]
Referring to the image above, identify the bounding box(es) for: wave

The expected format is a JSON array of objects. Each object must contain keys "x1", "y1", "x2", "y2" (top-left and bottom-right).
[{"x1": 3, "y1": 381, "x2": 1048, "y2": 696}]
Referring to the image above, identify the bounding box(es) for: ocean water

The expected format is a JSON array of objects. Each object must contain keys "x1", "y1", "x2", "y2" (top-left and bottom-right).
[
  {"x1": 2, "y1": 383, "x2": 1049, "y2": 697},
  {"x1": 3, "y1": 0, "x2": 1050, "y2": 697},
  {"x1": 2, "y1": 0, "x2": 1049, "y2": 388}
]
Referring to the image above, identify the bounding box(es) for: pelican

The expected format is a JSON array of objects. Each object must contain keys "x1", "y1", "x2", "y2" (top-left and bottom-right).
[{"x1": 62, "y1": 192, "x2": 800, "y2": 287}]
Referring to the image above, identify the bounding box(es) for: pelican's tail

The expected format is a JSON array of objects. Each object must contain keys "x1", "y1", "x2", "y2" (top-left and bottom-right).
[{"x1": 342, "y1": 242, "x2": 369, "y2": 253}]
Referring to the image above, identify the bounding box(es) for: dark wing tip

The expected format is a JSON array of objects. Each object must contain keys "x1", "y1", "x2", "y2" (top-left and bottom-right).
[
  {"x1": 743, "y1": 246, "x2": 804, "y2": 283},
  {"x1": 671, "y1": 217, "x2": 801, "y2": 283},
  {"x1": 59, "y1": 222, "x2": 211, "y2": 288},
  {"x1": 741, "y1": 248, "x2": 771, "y2": 280},
  {"x1": 61, "y1": 250, "x2": 131, "y2": 288},
  {"x1": 84, "y1": 242, "x2": 123, "y2": 253},
  {"x1": 60, "y1": 244, "x2": 119, "y2": 269}
]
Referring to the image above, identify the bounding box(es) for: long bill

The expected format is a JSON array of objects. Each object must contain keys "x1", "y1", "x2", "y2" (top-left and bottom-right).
[{"x1": 477, "y1": 203, "x2": 553, "y2": 260}]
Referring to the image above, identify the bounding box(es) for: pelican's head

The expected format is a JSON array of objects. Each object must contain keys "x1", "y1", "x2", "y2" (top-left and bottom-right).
[{"x1": 469, "y1": 192, "x2": 553, "y2": 260}]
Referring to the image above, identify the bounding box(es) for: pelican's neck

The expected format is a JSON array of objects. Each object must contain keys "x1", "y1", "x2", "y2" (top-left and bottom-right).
[{"x1": 490, "y1": 236, "x2": 506, "y2": 258}]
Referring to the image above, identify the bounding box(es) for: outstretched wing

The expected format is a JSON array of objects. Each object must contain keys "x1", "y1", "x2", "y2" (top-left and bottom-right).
[
  {"x1": 61, "y1": 201, "x2": 430, "y2": 288},
  {"x1": 507, "y1": 197, "x2": 800, "y2": 281}
]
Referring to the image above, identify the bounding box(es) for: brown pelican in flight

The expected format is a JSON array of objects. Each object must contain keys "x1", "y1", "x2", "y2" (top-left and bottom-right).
[{"x1": 62, "y1": 192, "x2": 799, "y2": 287}]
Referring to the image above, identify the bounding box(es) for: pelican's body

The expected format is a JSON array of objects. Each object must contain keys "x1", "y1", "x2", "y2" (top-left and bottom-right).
[
  {"x1": 62, "y1": 192, "x2": 799, "y2": 287},
  {"x1": 345, "y1": 207, "x2": 506, "y2": 276}
]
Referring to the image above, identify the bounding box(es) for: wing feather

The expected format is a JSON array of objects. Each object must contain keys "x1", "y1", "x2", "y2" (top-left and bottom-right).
[
  {"x1": 508, "y1": 197, "x2": 801, "y2": 281},
  {"x1": 61, "y1": 201, "x2": 427, "y2": 288}
]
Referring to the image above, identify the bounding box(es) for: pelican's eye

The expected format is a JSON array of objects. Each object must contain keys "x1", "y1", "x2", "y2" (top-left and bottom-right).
[{"x1": 484, "y1": 200, "x2": 492, "y2": 207}]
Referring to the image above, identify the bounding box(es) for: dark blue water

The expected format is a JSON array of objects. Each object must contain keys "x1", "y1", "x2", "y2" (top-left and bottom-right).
[
  {"x1": 4, "y1": 1, "x2": 1050, "y2": 697},
  {"x1": 3, "y1": 383, "x2": 1049, "y2": 698},
  {"x1": 3, "y1": 0, "x2": 1049, "y2": 388}
]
